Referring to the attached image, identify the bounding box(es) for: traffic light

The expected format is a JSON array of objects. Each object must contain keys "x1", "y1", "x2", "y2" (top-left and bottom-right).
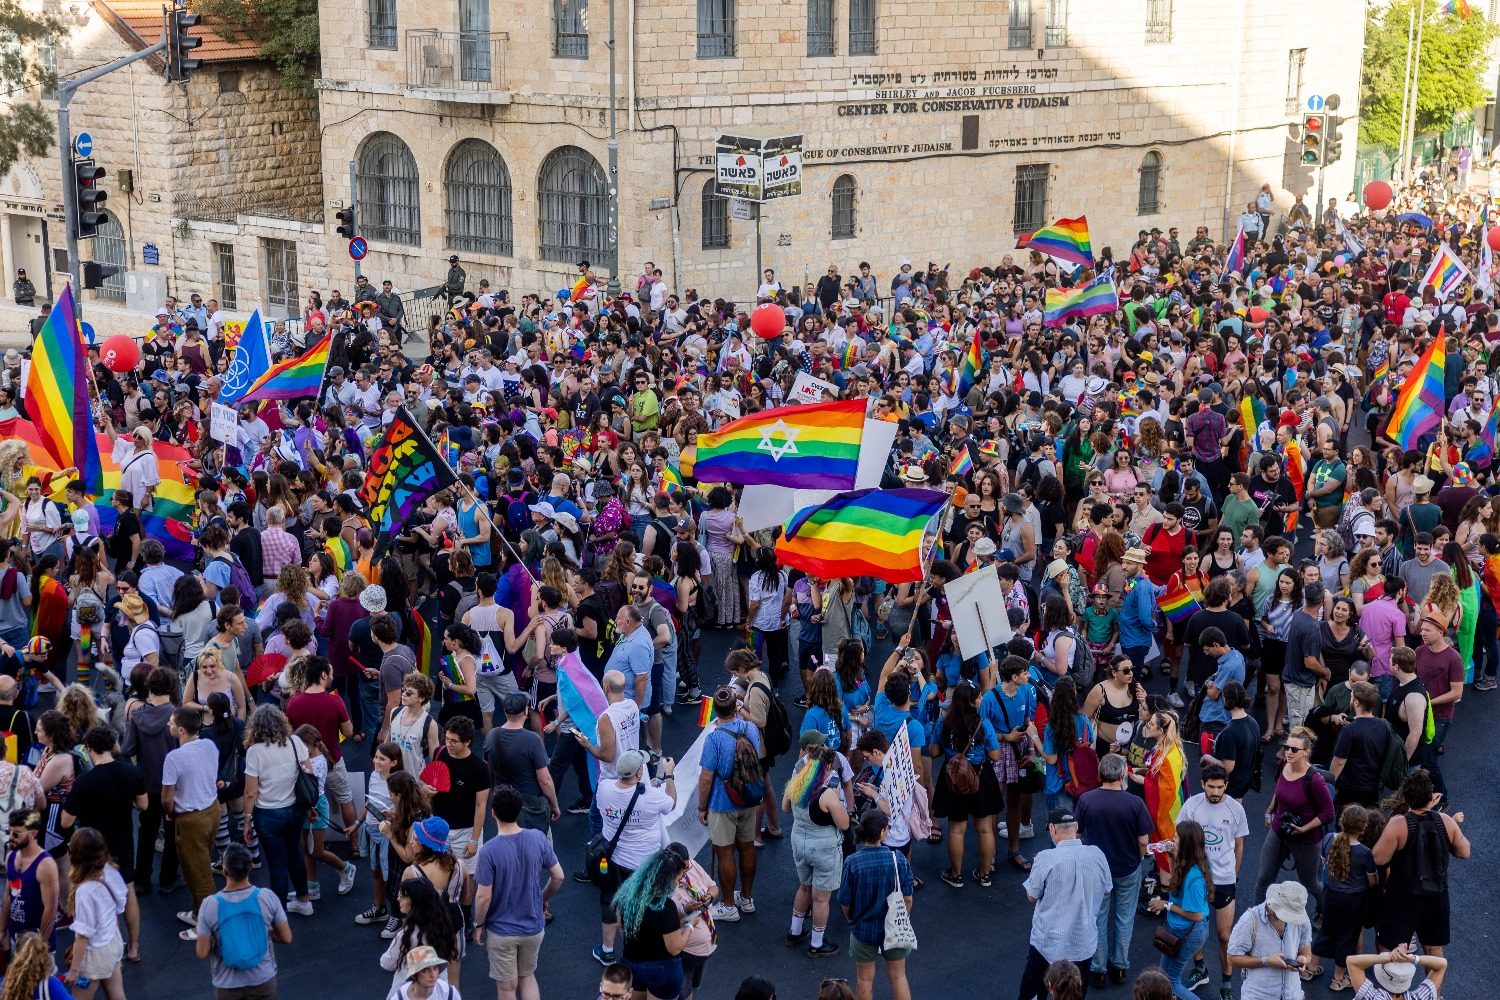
[
  {"x1": 166, "y1": 4, "x2": 202, "y2": 83},
  {"x1": 1299, "y1": 114, "x2": 1325, "y2": 166},
  {"x1": 1323, "y1": 114, "x2": 1345, "y2": 165},
  {"x1": 335, "y1": 207, "x2": 357, "y2": 240},
  {"x1": 73, "y1": 159, "x2": 107, "y2": 239},
  {"x1": 81, "y1": 261, "x2": 122, "y2": 290}
]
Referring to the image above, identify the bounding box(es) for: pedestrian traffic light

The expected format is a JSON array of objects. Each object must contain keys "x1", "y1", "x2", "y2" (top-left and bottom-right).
[
  {"x1": 81, "y1": 261, "x2": 122, "y2": 290},
  {"x1": 1300, "y1": 114, "x2": 1324, "y2": 166},
  {"x1": 1322, "y1": 114, "x2": 1345, "y2": 165},
  {"x1": 335, "y1": 207, "x2": 357, "y2": 240},
  {"x1": 73, "y1": 159, "x2": 107, "y2": 239},
  {"x1": 166, "y1": 4, "x2": 202, "y2": 83}
]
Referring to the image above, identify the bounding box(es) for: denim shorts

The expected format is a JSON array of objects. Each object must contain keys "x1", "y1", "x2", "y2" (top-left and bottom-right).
[
  {"x1": 627, "y1": 957, "x2": 683, "y2": 1000},
  {"x1": 305, "y1": 794, "x2": 330, "y2": 831},
  {"x1": 360, "y1": 823, "x2": 389, "y2": 874}
]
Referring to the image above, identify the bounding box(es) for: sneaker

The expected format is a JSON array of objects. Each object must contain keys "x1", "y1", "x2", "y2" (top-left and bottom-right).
[
  {"x1": 380, "y1": 915, "x2": 401, "y2": 939},
  {"x1": 735, "y1": 896, "x2": 756, "y2": 914},
  {"x1": 210, "y1": 858, "x2": 223, "y2": 876},
  {"x1": 338, "y1": 862, "x2": 357, "y2": 896},
  {"x1": 1167, "y1": 692, "x2": 1186, "y2": 709},
  {"x1": 157, "y1": 877, "x2": 185, "y2": 895},
  {"x1": 573, "y1": 870, "x2": 594, "y2": 884},
  {"x1": 661, "y1": 703, "x2": 673, "y2": 717},
  {"x1": 566, "y1": 798, "x2": 593, "y2": 815},
  {"x1": 678, "y1": 689, "x2": 702, "y2": 704},
  {"x1": 997, "y1": 823, "x2": 1008, "y2": 838},
  {"x1": 355, "y1": 906, "x2": 388, "y2": 925},
  {"x1": 287, "y1": 900, "x2": 314, "y2": 917},
  {"x1": 786, "y1": 927, "x2": 810, "y2": 947},
  {"x1": 1477, "y1": 677, "x2": 1498, "y2": 692},
  {"x1": 1219, "y1": 987, "x2": 1234, "y2": 1000},
  {"x1": 709, "y1": 903, "x2": 740, "y2": 922},
  {"x1": 1019, "y1": 823, "x2": 1035, "y2": 840},
  {"x1": 592, "y1": 944, "x2": 617, "y2": 966},
  {"x1": 807, "y1": 941, "x2": 841, "y2": 958},
  {"x1": 1182, "y1": 966, "x2": 1209, "y2": 991},
  {"x1": 305, "y1": 883, "x2": 321, "y2": 902},
  {"x1": 971, "y1": 868, "x2": 992, "y2": 888},
  {"x1": 251, "y1": 855, "x2": 263, "y2": 870},
  {"x1": 793, "y1": 696, "x2": 809, "y2": 708},
  {"x1": 939, "y1": 870, "x2": 964, "y2": 889}
]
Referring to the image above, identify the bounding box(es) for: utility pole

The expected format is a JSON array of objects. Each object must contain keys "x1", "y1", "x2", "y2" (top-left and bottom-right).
[
  {"x1": 605, "y1": 0, "x2": 620, "y2": 298},
  {"x1": 1403, "y1": 0, "x2": 1428, "y2": 181}
]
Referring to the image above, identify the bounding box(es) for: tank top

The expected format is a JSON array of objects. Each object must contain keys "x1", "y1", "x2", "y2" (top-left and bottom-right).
[
  {"x1": 597, "y1": 700, "x2": 640, "y2": 782},
  {"x1": 456, "y1": 502, "x2": 490, "y2": 568},
  {"x1": 466, "y1": 602, "x2": 506, "y2": 675},
  {"x1": 442, "y1": 654, "x2": 476, "y2": 704},
  {"x1": 388, "y1": 705, "x2": 431, "y2": 776},
  {"x1": 1001, "y1": 519, "x2": 1031, "y2": 581},
  {"x1": 1250, "y1": 561, "x2": 1279, "y2": 612},
  {"x1": 1205, "y1": 550, "x2": 1238, "y2": 580},
  {"x1": 6, "y1": 850, "x2": 51, "y2": 945},
  {"x1": 1095, "y1": 684, "x2": 1137, "y2": 727},
  {"x1": 1385, "y1": 676, "x2": 1427, "y2": 752}
]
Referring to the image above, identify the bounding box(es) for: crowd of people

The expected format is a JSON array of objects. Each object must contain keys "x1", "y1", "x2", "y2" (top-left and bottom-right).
[{"x1": 0, "y1": 166, "x2": 1487, "y2": 1000}]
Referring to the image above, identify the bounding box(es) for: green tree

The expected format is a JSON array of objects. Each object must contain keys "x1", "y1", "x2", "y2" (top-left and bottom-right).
[
  {"x1": 189, "y1": 0, "x2": 318, "y2": 90},
  {"x1": 0, "y1": 0, "x2": 62, "y2": 177},
  {"x1": 1360, "y1": 0, "x2": 1498, "y2": 148}
]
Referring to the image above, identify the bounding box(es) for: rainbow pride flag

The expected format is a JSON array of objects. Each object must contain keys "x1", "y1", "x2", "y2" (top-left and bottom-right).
[
  {"x1": 957, "y1": 327, "x2": 983, "y2": 398},
  {"x1": 557, "y1": 650, "x2": 606, "y2": 786},
  {"x1": 1470, "y1": 397, "x2": 1500, "y2": 466},
  {"x1": 1043, "y1": 275, "x2": 1118, "y2": 328},
  {"x1": 838, "y1": 340, "x2": 861, "y2": 370},
  {"x1": 1017, "y1": 216, "x2": 1093, "y2": 266},
  {"x1": 1142, "y1": 741, "x2": 1187, "y2": 843},
  {"x1": 696, "y1": 695, "x2": 714, "y2": 728},
  {"x1": 1282, "y1": 438, "x2": 1305, "y2": 532},
  {"x1": 1421, "y1": 244, "x2": 1470, "y2": 299},
  {"x1": 1156, "y1": 576, "x2": 1203, "y2": 624},
  {"x1": 1385, "y1": 329, "x2": 1446, "y2": 450},
  {"x1": 776, "y1": 488, "x2": 949, "y2": 584},
  {"x1": 326, "y1": 536, "x2": 353, "y2": 574},
  {"x1": 1369, "y1": 358, "x2": 1389, "y2": 393},
  {"x1": 240, "y1": 333, "x2": 332, "y2": 403},
  {"x1": 410, "y1": 605, "x2": 434, "y2": 676},
  {"x1": 949, "y1": 449, "x2": 974, "y2": 478},
  {"x1": 569, "y1": 275, "x2": 590, "y2": 301},
  {"x1": 693, "y1": 398, "x2": 865, "y2": 490},
  {"x1": 1441, "y1": 0, "x2": 1472, "y2": 18},
  {"x1": 1238, "y1": 393, "x2": 1265, "y2": 445},
  {"x1": 24, "y1": 286, "x2": 103, "y2": 494},
  {"x1": 657, "y1": 465, "x2": 684, "y2": 495}
]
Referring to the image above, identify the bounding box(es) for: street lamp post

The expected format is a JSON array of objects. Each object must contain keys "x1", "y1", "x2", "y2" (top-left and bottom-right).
[{"x1": 605, "y1": 0, "x2": 620, "y2": 298}]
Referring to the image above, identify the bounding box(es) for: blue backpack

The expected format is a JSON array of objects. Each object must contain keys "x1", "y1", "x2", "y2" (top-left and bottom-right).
[{"x1": 214, "y1": 888, "x2": 269, "y2": 970}]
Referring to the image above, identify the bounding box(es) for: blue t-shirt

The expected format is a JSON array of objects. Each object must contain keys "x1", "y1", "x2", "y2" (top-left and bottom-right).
[
  {"x1": 936, "y1": 652, "x2": 963, "y2": 688},
  {"x1": 937, "y1": 718, "x2": 1000, "y2": 765},
  {"x1": 980, "y1": 683, "x2": 1037, "y2": 738},
  {"x1": 0, "y1": 978, "x2": 69, "y2": 1000},
  {"x1": 839, "y1": 678, "x2": 870, "y2": 716},
  {"x1": 1042, "y1": 713, "x2": 1095, "y2": 794},
  {"x1": 1167, "y1": 864, "x2": 1209, "y2": 935},
  {"x1": 700, "y1": 719, "x2": 763, "y2": 812},
  {"x1": 801, "y1": 703, "x2": 849, "y2": 751},
  {"x1": 873, "y1": 691, "x2": 924, "y2": 751},
  {"x1": 474, "y1": 829, "x2": 559, "y2": 936},
  {"x1": 1200, "y1": 649, "x2": 1246, "y2": 726}
]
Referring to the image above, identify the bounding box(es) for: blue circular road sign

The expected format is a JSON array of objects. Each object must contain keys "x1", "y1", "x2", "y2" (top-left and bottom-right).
[
  {"x1": 348, "y1": 237, "x2": 368, "y2": 261},
  {"x1": 1306, "y1": 95, "x2": 1325, "y2": 112},
  {"x1": 74, "y1": 133, "x2": 93, "y2": 158}
]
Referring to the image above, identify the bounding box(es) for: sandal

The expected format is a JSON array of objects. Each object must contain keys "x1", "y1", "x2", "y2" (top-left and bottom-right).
[
  {"x1": 1329, "y1": 975, "x2": 1352, "y2": 992},
  {"x1": 178, "y1": 928, "x2": 199, "y2": 942},
  {"x1": 1299, "y1": 966, "x2": 1324, "y2": 982},
  {"x1": 761, "y1": 827, "x2": 784, "y2": 840},
  {"x1": 926, "y1": 829, "x2": 944, "y2": 844},
  {"x1": 1007, "y1": 850, "x2": 1032, "y2": 872}
]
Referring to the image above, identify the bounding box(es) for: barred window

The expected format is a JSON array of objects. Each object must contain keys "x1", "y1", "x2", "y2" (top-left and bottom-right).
[
  {"x1": 1014, "y1": 164, "x2": 1048, "y2": 232},
  {"x1": 697, "y1": 0, "x2": 734, "y2": 57},
  {"x1": 263, "y1": 238, "x2": 299, "y2": 314},
  {"x1": 831, "y1": 175, "x2": 857, "y2": 240},
  {"x1": 702, "y1": 180, "x2": 730, "y2": 249},
  {"x1": 367, "y1": 0, "x2": 397, "y2": 48},
  {"x1": 538, "y1": 146, "x2": 609, "y2": 263},
  {"x1": 555, "y1": 0, "x2": 588, "y2": 57},
  {"x1": 356, "y1": 132, "x2": 421, "y2": 246},
  {"x1": 807, "y1": 0, "x2": 835, "y2": 56},
  {"x1": 1145, "y1": 0, "x2": 1172, "y2": 43},
  {"x1": 446, "y1": 139, "x2": 514, "y2": 256},
  {"x1": 1284, "y1": 48, "x2": 1306, "y2": 115},
  {"x1": 93, "y1": 212, "x2": 126, "y2": 302},
  {"x1": 1008, "y1": 0, "x2": 1031, "y2": 49},
  {"x1": 849, "y1": 0, "x2": 876, "y2": 54},
  {"x1": 1045, "y1": 0, "x2": 1067, "y2": 46},
  {"x1": 1138, "y1": 151, "x2": 1162, "y2": 215},
  {"x1": 212, "y1": 242, "x2": 238, "y2": 310}
]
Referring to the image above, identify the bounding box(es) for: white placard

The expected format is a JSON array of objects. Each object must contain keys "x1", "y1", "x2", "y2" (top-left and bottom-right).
[
  {"x1": 661, "y1": 722, "x2": 713, "y2": 860},
  {"x1": 789, "y1": 371, "x2": 839, "y2": 405},
  {"x1": 210, "y1": 402, "x2": 238, "y2": 443},
  {"x1": 943, "y1": 564, "x2": 1013, "y2": 661}
]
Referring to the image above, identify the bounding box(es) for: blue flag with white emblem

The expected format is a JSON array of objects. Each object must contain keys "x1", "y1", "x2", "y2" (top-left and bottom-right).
[{"x1": 218, "y1": 308, "x2": 270, "y2": 406}]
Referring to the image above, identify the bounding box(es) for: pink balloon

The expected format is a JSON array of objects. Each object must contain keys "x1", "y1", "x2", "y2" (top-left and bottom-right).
[{"x1": 1334, "y1": 255, "x2": 1347, "y2": 266}]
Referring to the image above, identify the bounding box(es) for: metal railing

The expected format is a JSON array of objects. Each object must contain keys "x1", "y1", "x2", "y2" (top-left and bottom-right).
[
  {"x1": 405, "y1": 29, "x2": 508, "y2": 91},
  {"x1": 176, "y1": 193, "x2": 323, "y2": 224}
]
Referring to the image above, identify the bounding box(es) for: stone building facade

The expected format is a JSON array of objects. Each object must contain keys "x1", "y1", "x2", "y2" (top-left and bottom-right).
[
  {"x1": 0, "y1": 0, "x2": 324, "y2": 336},
  {"x1": 313, "y1": 0, "x2": 1364, "y2": 307}
]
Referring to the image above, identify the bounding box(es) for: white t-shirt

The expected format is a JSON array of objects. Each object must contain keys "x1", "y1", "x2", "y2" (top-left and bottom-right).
[
  {"x1": 597, "y1": 698, "x2": 641, "y2": 782},
  {"x1": 112, "y1": 437, "x2": 160, "y2": 509},
  {"x1": 595, "y1": 778, "x2": 674, "y2": 870},
  {"x1": 245, "y1": 737, "x2": 310, "y2": 810},
  {"x1": 1177, "y1": 792, "x2": 1250, "y2": 887}
]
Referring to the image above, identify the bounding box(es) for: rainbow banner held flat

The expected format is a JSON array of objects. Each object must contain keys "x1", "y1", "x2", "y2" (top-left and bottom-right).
[
  {"x1": 1385, "y1": 329, "x2": 1446, "y2": 451},
  {"x1": 693, "y1": 398, "x2": 865, "y2": 490},
  {"x1": 1420, "y1": 244, "x2": 1470, "y2": 299},
  {"x1": 1043, "y1": 275, "x2": 1118, "y2": 328},
  {"x1": 1017, "y1": 216, "x2": 1093, "y2": 266},
  {"x1": 240, "y1": 332, "x2": 333, "y2": 403},
  {"x1": 776, "y1": 487, "x2": 949, "y2": 584},
  {"x1": 24, "y1": 285, "x2": 103, "y2": 494}
]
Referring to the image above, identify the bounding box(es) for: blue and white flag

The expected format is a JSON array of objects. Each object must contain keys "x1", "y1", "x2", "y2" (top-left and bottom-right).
[
  {"x1": 1340, "y1": 223, "x2": 1364, "y2": 258},
  {"x1": 218, "y1": 308, "x2": 270, "y2": 406}
]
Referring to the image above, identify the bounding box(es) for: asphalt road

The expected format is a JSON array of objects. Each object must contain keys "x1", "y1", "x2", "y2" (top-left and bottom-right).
[{"x1": 113, "y1": 618, "x2": 1494, "y2": 1000}]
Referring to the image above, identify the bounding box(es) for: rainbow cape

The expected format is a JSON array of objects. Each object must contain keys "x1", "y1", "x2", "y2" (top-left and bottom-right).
[
  {"x1": 1143, "y1": 742, "x2": 1187, "y2": 842},
  {"x1": 1043, "y1": 275, "x2": 1118, "y2": 328},
  {"x1": 776, "y1": 488, "x2": 949, "y2": 584},
  {"x1": 24, "y1": 285, "x2": 103, "y2": 494},
  {"x1": 1017, "y1": 215, "x2": 1093, "y2": 266},
  {"x1": 557, "y1": 650, "x2": 606, "y2": 787},
  {"x1": 326, "y1": 536, "x2": 353, "y2": 574},
  {"x1": 957, "y1": 327, "x2": 983, "y2": 398},
  {"x1": 1157, "y1": 576, "x2": 1203, "y2": 624},
  {"x1": 1385, "y1": 330, "x2": 1446, "y2": 450},
  {"x1": 240, "y1": 333, "x2": 332, "y2": 403},
  {"x1": 1281, "y1": 438, "x2": 1305, "y2": 532},
  {"x1": 693, "y1": 398, "x2": 865, "y2": 490}
]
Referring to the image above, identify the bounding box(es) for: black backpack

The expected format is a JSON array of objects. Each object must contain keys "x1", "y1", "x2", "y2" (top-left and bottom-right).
[
  {"x1": 1402, "y1": 810, "x2": 1450, "y2": 897},
  {"x1": 751, "y1": 681, "x2": 793, "y2": 760}
]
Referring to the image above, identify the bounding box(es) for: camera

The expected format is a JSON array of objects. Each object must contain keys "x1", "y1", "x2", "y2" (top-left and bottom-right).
[{"x1": 1275, "y1": 812, "x2": 1304, "y2": 840}]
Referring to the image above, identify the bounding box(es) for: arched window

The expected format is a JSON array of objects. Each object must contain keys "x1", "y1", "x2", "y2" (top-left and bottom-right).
[
  {"x1": 537, "y1": 146, "x2": 608, "y2": 263},
  {"x1": 446, "y1": 139, "x2": 513, "y2": 256},
  {"x1": 1138, "y1": 151, "x2": 1162, "y2": 215},
  {"x1": 831, "y1": 174, "x2": 856, "y2": 240},
  {"x1": 356, "y1": 132, "x2": 421, "y2": 246},
  {"x1": 94, "y1": 211, "x2": 126, "y2": 302},
  {"x1": 702, "y1": 179, "x2": 729, "y2": 249}
]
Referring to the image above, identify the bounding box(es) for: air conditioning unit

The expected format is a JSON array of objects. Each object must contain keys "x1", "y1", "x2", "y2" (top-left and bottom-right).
[{"x1": 125, "y1": 271, "x2": 168, "y2": 315}]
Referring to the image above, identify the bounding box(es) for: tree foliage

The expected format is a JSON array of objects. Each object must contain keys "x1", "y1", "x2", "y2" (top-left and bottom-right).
[
  {"x1": 189, "y1": 0, "x2": 319, "y2": 90},
  {"x1": 1361, "y1": 0, "x2": 1498, "y2": 148},
  {"x1": 0, "y1": 0, "x2": 62, "y2": 178}
]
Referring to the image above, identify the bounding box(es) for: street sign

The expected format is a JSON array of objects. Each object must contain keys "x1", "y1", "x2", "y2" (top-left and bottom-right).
[
  {"x1": 731, "y1": 198, "x2": 754, "y2": 221},
  {"x1": 1306, "y1": 94, "x2": 1325, "y2": 112},
  {"x1": 348, "y1": 236, "x2": 368, "y2": 261},
  {"x1": 74, "y1": 133, "x2": 93, "y2": 158}
]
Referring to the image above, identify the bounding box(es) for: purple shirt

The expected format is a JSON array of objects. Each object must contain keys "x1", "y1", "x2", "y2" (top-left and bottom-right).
[{"x1": 1358, "y1": 597, "x2": 1407, "y2": 678}]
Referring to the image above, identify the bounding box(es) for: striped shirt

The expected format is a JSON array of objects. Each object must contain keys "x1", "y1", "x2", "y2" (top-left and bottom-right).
[{"x1": 259, "y1": 527, "x2": 301, "y2": 581}]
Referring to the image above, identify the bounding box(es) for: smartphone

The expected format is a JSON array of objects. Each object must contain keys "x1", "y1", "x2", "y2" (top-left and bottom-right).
[{"x1": 366, "y1": 803, "x2": 387, "y2": 823}]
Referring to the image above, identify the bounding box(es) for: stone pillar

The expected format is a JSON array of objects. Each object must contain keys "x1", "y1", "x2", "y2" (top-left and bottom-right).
[{"x1": 0, "y1": 214, "x2": 13, "y2": 292}]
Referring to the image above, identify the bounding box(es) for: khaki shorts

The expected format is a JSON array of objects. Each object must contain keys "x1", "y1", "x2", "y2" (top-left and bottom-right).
[
  {"x1": 79, "y1": 935, "x2": 124, "y2": 980},
  {"x1": 447, "y1": 827, "x2": 480, "y2": 875},
  {"x1": 487, "y1": 931, "x2": 544, "y2": 982},
  {"x1": 850, "y1": 934, "x2": 910, "y2": 963},
  {"x1": 324, "y1": 758, "x2": 353, "y2": 806},
  {"x1": 707, "y1": 807, "x2": 757, "y2": 848},
  {"x1": 1312, "y1": 506, "x2": 1341, "y2": 529}
]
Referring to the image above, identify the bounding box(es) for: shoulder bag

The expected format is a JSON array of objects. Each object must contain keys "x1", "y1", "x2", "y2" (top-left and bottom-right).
[
  {"x1": 881, "y1": 850, "x2": 917, "y2": 953},
  {"x1": 584, "y1": 784, "x2": 644, "y2": 886}
]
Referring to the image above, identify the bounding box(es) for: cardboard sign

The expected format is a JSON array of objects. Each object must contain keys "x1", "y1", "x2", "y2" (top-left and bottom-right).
[
  {"x1": 210, "y1": 402, "x2": 238, "y2": 443},
  {"x1": 789, "y1": 371, "x2": 839, "y2": 405},
  {"x1": 943, "y1": 564, "x2": 1013, "y2": 661}
]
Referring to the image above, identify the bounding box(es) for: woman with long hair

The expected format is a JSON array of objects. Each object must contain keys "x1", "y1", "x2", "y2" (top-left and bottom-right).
[
  {"x1": 1311, "y1": 804, "x2": 1376, "y2": 991},
  {"x1": 1149, "y1": 820, "x2": 1211, "y2": 999},
  {"x1": 437, "y1": 623, "x2": 482, "y2": 730},
  {"x1": 1029, "y1": 677, "x2": 1093, "y2": 814},
  {"x1": 1044, "y1": 959, "x2": 1084, "y2": 1000},
  {"x1": 242, "y1": 704, "x2": 314, "y2": 914},
  {"x1": 29, "y1": 553, "x2": 67, "y2": 675},
  {"x1": 378, "y1": 876, "x2": 463, "y2": 1000},
  {"x1": 256, "y1": 563, "x2": 317, "y2": 634},
  {"x1": 673, "y1": 541, "x2": 702, "y2": 703},
  {"x1": 932, "y1": 680, "x2": 1002, "y2": 888},
  {"x1": 1259, "y1": 568, "x2": 1302, "y2": 743},
  {"x1": 1, "y1": 932, "x2": 70, "y2": 1000},
  {"x1": 60, "y1": 827, "x2": 127, "y2": 998},
  {"x1": 1082, "y1": 654, "x2": 1148, "y2": 756},
  {"x1": 833, "y1": 639, "x2": 870, "y2": 759},
  {"x1": 34, "y1": 710, "x2": 78, "y2": 899},
  {"x1": 613, "y1": 849, "x2": 695, "y2": 1000},
  {"x1": 373, "y1": 770, "x2": 431, "y2": 938},
  {"x1": 780, "y1": 745, "x2": 849, "y2": 959},
  {"x1": 1130, "y1": 710, "x2": 1187, "y2": 846},
  {"x1": 1441, "y1": 540, "x2": 1479, "y2": 676},
  {"x1": 699, "y1": 488, "x2": 744, "y2": 627},
  {"x1": 182, "y1": 648, "x2": 250, "y2": 724},
  {"x1": 747, "y1": 549, "x2": 790, "y2": 689},
  {"x1": 1036, "y1": 593, "x2": 1078, "y2": 689}
]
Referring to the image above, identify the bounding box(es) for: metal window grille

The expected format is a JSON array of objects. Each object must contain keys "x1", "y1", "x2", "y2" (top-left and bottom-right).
[
  {"x1": 702, "y1": 180, "x2": 729, "y2": 249},
  {"x1": 367, "y1": 0, "x2": 397, "y2": 48},
  {"x1": 1145, "y1": 0, "x2": 1171, "y2": 43},
  {"x1": 93, "y1": 212, "x2": 126, "y2": 302},
  {"x1": 356, "y1": 132, "x2": 422, "y2": 246},
  {"x1": 1008, "y1": 0, "x2": 1031, "y2": 49},
  {"x1": 1013, "y1": 164, "x2": 1048, "y2": 232},
  {"x1": 1138, "y1": 152, "x2": 1162, "y2": 215},
  {"x1": 554, "y1": 0, "x2": 588, "y2": 57},
  {"x1": 807, "y1": 0, "x2": 835, "y2": 56},
  {"x1": 1044, "y1": 0, "x2": 1066, "y2": 46},
  {"x1": 831, "y1": 175, "x2": 857, "y2": 240},
  {"x1": 212, "y1": 242, "x2": 238, "y2": 310},
  {"x1": 446, "y1": 139, "x2": 514, "y2": 256},
  {"x1": 538, "y1": 146, "x2": 609, "y2": 263},
  {"x1": 848, "y1": 0, "x2": 876, "y2": 54},
  {"x1": 697, "y1": 0, "x2": 734, "y2": 57},
  {"x1": 263, "y1": 238, "x2": 299, "y2": 314},
  {"x1": 1284, "y1": 48, "x2": 1306, "y2": 115}
]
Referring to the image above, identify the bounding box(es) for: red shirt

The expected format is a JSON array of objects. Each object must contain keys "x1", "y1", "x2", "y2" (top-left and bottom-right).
[
  {"x1": 1413, "y1": 642, "x2": 1465, "y2": 722},
  {"x1": 287, "y1": 690, "x2": 350, "y2": 764},
  {"x1": 1143, "y1": 523, "x2": 1192, "y2": 586}
]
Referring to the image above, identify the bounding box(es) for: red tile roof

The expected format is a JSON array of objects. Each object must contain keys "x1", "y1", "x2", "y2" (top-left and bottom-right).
[{"x1": 94, "y1": 0, "x2": 263, "y2": 63}]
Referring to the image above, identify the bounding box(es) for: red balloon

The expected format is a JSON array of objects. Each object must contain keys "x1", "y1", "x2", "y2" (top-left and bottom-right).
[
  {"x1": 1362, "y1": 180, "x2": 1394, "y2": 211},
  {"x1": 1486, "y1": 227, "x2": 1500, "y2": 253},
  {"x1": 100, "y1": 334, "x2": 140, "y2": 373},
  {"x1": 749, "y1": 302, "x2": 786, "y2": 339}
]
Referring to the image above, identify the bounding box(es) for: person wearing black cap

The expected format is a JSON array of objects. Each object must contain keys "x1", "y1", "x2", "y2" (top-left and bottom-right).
[
  {"x1": 12, "y1": 269, "x2": 34, "y2": 307},
  {"x1": 1015, "y1": 808, "x2": 1111, "y2": 1000},
  {"x1": 444, "y1": 256, "x2": 466, "y2": 300}
]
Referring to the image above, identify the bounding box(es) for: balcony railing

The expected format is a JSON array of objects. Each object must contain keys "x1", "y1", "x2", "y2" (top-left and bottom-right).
[{"x1": 405, "y1": 29, "x2": 508, "y2": 93}]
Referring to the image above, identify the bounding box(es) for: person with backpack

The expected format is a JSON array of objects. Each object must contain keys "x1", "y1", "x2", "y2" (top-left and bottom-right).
[
  {"x1": 1371, "y1": 768, "x2": 1469, "y2": 960},
  {"x1": 1411, "y1": 605, "x2": 1464, "y2": 800},
  {"x1": 726, "y1": 647, "x2": 791, "y2": 846},
  {"x1": 195, "y1": 843, "x2": 292, "y2": 999},
  {"x1": 1252, "y1": 725, "x2": 1334, "y2": 926},
  {"x1": 694, "y1": 685, "x2": 763, "y2": 924},
  {"x1": 1026, "y1": 678, "x2": 1096, "y2": 815}
]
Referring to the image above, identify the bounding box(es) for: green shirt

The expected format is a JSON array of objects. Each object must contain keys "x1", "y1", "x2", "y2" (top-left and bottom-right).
[
  {"x1": 629, "y1": 389, "x2": 660, "y2": 433},
  {"x1": 1221, "y1": 493, "x2": 1261, "y2": 542},
  {"x1": 1308, "y1": 458, "x2": 1347, "y2": 509}
]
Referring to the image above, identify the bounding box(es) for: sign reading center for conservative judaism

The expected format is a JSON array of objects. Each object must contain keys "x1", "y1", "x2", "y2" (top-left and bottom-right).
[{"x1": 715, "y1": 130, "x2": 803, "y2": 203}]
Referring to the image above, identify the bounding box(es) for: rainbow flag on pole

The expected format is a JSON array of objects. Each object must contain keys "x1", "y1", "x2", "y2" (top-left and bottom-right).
[
  {"x1": 693, "y1": 398, "x2": 865, "y2": 489},
  {"x1": 957, "y1": 327, "x2": 983, "y2": 398},
  {"x1": 240, "y1": 332, "x2": 332, "y2": 403},
  {"x1": 777, "y1": 488, "x2": 948, "y2": 584},
  {"x1": 1225, "y1": 227, "x2": 1247, "y2": 275},
  {"x1": 1420, "y1": 244, "x2": 1470, "y2": 299},
  {"x1": 1385, "y1": 329, "x2": 1446, "y2": 451},
  {"x1": 1156, "y1": 576, "x2": 1203, "y2": 624},
  {"x1": 1043, "y1": 275, "x2": 1118, "y2": 328},
  {"x1": 24, "y1": 285, "x2": 103, "y2": 494},
  {"x1": 949, "y1": 449, "x2": 974, "y2": 478},
  {"x1": 1017, "y1": 216, "x2": 1093, "y2": 266}
]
